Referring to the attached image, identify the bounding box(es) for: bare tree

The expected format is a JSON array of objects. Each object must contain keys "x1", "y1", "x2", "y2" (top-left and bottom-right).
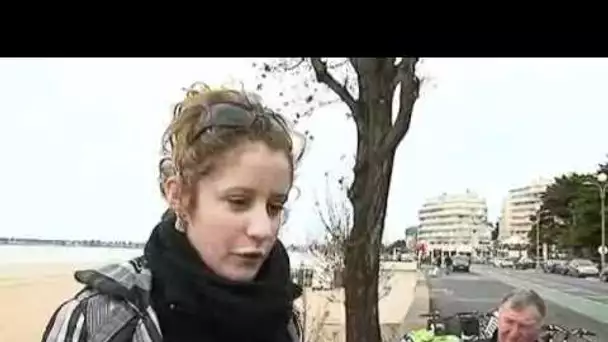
[
  {"x1": 297, "y1": 172, "x2": 394, "y2": 342},
  {"x1": 294, "y1": 292, "x2": 332, "y2": 342},
  {"x1": 255, "y1": 58, "x2": 423, "y2": 342},
  {"x1": 312, "y1": 173, "x2": 394, "y2": 295},
  {"x1": 294, "y1": 174, "x2": 349, "y2": 342},
  {"x1": 311, "y1": 173, "x2": 350, "y2": 291}
]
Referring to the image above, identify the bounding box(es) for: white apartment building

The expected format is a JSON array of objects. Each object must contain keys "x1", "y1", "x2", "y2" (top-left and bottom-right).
[
  {"x1": 499, "y1": 177, "x2": 553, "y2": 245},
  {"x1": 417, "y1": 190, "x2": 492, "y2": 257}
]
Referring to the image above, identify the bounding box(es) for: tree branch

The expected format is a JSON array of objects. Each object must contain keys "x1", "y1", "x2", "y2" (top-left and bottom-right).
[
  {"x1": 348, "y1": 58, "x2": 360, "y2": 72},
  {"x1": 390, "y1": 58, "x2": 404, "y2": 90},
  {"x1": 310, "y1": 58, "x2": 357, "y2": 113},
  {"x1": 379, "y1": 57, "x2": 420, "y2": 158},
  {"x1": 282, "y1": 58, "x2": 306, "y2": 71},
  {"x1": 315, "y1": 201, "x2": 345, "y2": 244}
]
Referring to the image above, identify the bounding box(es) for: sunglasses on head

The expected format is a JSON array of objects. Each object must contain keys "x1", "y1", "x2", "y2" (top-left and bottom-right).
[{"x1": 188, "y1": 101, "x2": 306, "y2": 165}]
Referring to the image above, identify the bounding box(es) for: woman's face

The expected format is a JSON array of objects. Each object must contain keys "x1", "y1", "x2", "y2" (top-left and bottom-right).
[{"x1": 182, "y1": 141, "x2": 292, "y2": 282}]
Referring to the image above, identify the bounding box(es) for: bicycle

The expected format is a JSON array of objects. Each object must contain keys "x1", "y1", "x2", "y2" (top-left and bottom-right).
[
  {"x1": 541, "y1": 324, "x2": 597, "y2": 342},
  {"x1": 401, "y1": 310, "x2": 495, "y2": 341},
  {"x1": 402, "y1": 310, "x2": 598, "y2": 342}
]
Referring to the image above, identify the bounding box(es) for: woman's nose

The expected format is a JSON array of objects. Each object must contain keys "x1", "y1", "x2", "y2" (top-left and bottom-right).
[{"x1": 245, "y1": 209, "x2": 274, "y2": 241}]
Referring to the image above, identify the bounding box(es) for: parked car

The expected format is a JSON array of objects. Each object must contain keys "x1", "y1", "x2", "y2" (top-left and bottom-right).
[
  {"x1": 514, "y1": 257, "x2": 535, "y2": 270},
  {"x1": 543, "y1": 259, "x2": 561, "y2": 273},
  {"x1": 500, "y1": 258, "x2": 515, "y2": 268},
  {"x1": 600, "y1": 267, "x2": 608, "y2": 282},
  {"x1": 452, "y1": 255, "x2": 471, "y2": 272},
  {"x1": 553, "y1": 260, "x2": 569, "y2": 275},
  {"x1": 566, "y1": 258, "x2": 599, "y2": 278}
]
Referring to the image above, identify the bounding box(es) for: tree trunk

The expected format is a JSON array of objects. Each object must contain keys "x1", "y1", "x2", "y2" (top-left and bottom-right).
[
  {"x1": 342, "y1": 59, "x2": 400, "y2": 342},
  {"x1": 344, "y1": 153, "x2": 395, "y2": 342}
]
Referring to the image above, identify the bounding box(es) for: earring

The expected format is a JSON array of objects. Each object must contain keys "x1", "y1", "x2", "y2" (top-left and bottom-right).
[{"x1": 175, "y1": 215, "x2": 187, "y2": 232}]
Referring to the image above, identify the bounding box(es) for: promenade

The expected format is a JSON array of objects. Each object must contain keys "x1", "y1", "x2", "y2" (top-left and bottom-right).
[{"x1": 294, "y1": 261, "x2": 426, "y2": 342}]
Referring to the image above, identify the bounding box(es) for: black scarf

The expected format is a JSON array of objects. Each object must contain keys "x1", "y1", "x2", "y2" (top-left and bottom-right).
[{"x1": 144, "y1": 213, "x2": 301, "y2": 342}]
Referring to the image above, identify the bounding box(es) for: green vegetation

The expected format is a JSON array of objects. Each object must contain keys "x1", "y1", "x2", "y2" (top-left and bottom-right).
[
  {"x1": 383, "y1": 239, "x2": 407, "y2": 254},
  {"x1": 529, "y1": 157, "x2": 608, "y2": 258}
]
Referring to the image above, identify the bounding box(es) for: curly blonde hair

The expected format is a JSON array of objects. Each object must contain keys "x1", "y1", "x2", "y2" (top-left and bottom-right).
[{"x1": 161, "y1": 82, "x2": 299, "y2": 212}]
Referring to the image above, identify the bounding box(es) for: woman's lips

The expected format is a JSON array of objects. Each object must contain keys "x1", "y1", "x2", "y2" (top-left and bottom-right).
[{"x1": 234, "y1": 250, "x2": 265, "y2": 263}]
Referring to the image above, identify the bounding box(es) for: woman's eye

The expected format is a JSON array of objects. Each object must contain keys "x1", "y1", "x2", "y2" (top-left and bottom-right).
[
  {"x1": 228, "y1": 198, "x2": 249, "y2": 210},
  {"x1": 267, "y1": 204, "x2": 285, "y2": 217}
]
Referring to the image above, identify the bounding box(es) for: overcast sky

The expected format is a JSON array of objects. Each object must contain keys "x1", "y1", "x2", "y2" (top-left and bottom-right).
[{"x1": 0, "y1": 58, "x2": 606, "y2": 244}]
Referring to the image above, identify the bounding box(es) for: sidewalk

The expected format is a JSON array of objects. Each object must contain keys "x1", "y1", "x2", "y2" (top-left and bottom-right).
[{"x1": 294, "y1": 262, "x2": 429, "y2": 342}]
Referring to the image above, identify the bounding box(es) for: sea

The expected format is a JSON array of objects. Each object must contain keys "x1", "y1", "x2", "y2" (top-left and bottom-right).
[{"x1": 0, "y1": 245, "x2": 315, "y2": 268}]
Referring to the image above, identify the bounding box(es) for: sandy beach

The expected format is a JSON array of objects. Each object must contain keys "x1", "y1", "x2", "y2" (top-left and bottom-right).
[
  {"x1": 0, "y1": 263, "x2": 97, "y2": 342},
  {"x1": 0, "y1": 261, "x2": 421, "y2": 342}
]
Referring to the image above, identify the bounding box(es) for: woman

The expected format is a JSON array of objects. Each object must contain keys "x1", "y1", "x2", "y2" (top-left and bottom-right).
[{"x1": 42, "y1": 83, "x2": 306, "y2": 342}]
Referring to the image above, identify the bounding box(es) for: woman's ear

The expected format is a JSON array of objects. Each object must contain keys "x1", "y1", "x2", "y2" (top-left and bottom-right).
[
  {"x1": 165, "y1": 176, "x2": 191, "y2": 232},
  {"x1": 164, "y1": 175, "x2": 182, "y2": 212}
]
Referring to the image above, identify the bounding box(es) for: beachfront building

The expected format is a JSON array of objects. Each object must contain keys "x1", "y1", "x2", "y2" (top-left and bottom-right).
[
  {"x1": 498, "y1": 177, "x2": 552, "y2": 257},
  {"x1": 417, "y1": 190, "x2": 492, "y2": 258}
]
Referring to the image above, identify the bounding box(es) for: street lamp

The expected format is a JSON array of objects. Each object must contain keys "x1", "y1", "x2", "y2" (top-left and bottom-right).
[
  {"x1": 584, "y1": 172, "x2": 608, "y2": 271},
  {"x1": 529, "y1": 206, "x2": 544, "y2": 269},
  {"x1": 536, "y1": 211, "x2": 541, "y2": 269},
  {"x1": 468, "y1": 209, "x2": 487, "y2": 259}
]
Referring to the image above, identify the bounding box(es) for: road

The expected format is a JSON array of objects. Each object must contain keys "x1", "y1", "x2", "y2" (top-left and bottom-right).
[{"x1": 427, "y1": 265, "x2": 608, "y2": 339}]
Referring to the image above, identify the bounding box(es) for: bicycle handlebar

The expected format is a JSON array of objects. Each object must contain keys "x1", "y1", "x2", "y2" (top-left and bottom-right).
[
  {"x1": 419, "y1": 310, "x2": 483, "y2": 319},
  {"x1": 570, "y1": 328, "x2": 596, "y2": 337},
  {"x1": 542, "y1": 324, "x2": 568, "y2": 333},
  {"x1": 541, "y1": 324, "x2": 597, "y2": 341},
  {"x1": 418, "y1": 310, "x2": 440, "y2": 318}
]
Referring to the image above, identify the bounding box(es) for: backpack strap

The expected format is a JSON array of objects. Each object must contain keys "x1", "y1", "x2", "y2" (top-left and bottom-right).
[{"x1": 288, "y1": 308, "x2": 304, "y2": 342}]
